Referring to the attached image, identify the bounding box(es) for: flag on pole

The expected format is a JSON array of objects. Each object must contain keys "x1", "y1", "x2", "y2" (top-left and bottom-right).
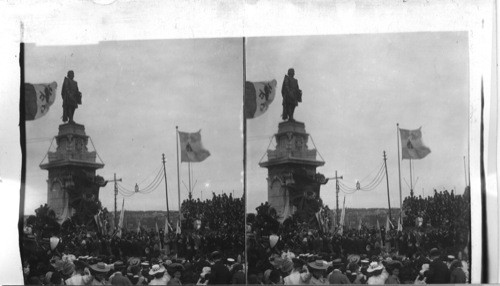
[
  {"x1": 164, "y1": 218, "x2": 171, "y2": 235},
  {"x1": 398, "y1": 215, "x2": 403, "y2": 231},
  {"x1": 178, "y1": 130, "x2": 210, "y2": 162},
  {"x1": 176, "y1": 220, "x2": 181, "y2": 235},
  {"x1": 244, "y1": 80, "x2": 278, "y2": 119},
  {"x1": 339, "y1": 197, "x2": 346, "y2": 235},
  {"x1": 94, "y1": 212, "x2": 103, "y2": 235},
  {"x1": 24, "y1": 82, "x2": 57, "y2": 121},
  {"x1": 399, "y1": 127, "x2": 431, "y2": 159},
  {"x1": 155, "y1": 221, "x2": 159, "y2": 234},
  {"x1": 315, "y1": 211, "x2": 326, "y2": 233},
  {"x1": 385, "y1": 216, "x2": 391, "y2": 234},
  {"x1": 117, "y1": 199, "x2": 125, "y2": 238}
]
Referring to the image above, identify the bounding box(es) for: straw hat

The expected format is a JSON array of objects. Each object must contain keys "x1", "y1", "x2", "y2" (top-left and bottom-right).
[
  {"x1": 90, "y1": 262, "x2": 111, "y2": 273},
  {"x1": 347, "y1": 254, "x2": 361, "y2": 264},
  {"x1": 148, "y1": 264, "x2": 166, "y2": 275},
  {"x1": 366, "y1": 262, "x2": 383, "y2": 273},
  {"x1": 308, "y1": 260, "x2": 329, "y2": 270}
]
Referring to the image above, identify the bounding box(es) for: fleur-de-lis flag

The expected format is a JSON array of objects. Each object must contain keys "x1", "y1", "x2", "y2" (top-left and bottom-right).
[
  {"x1": 399, "y1": 127, "x2": 431, "y2": 160},
  {"x1": 245, "y1": 80, "x2": 277, "y2": 119},
  {"x1": 24, "y1": 82, "x2": 57, "y2": 120},
  {"x1": 178, "y1": 130, "x2": 211, "y2": 162}
]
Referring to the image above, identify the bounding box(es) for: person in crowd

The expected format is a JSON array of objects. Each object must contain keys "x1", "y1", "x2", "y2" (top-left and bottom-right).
[
  {"x1": 65, "y1": 260, "x2": 92, "y2": 285},
  {"x1": 88, "y1": 262, "x2": 111, "y2": 285},
  {"x1": 449, "y1": 259, "x2": 467, "y2": 283},
  {"x1": 327, "y1": 259, "x2": 350, "y2": 284},
  {"x1": 283, "y1": 258, "x2": 310, "y2": 285},
  {"x1": 427, "y1": 248, "x2": 450, "y2": 284},
  {"x1": 167, "y1": 269, "x2": 182, "y2": 285},
  {"x1": 231, "y1": 263, "x2": 246, "y2": 284},
  {"x1": 196, "y1": 267, "x2": 211, "y2": 285},
  {"x1": 148, "y1": 264, "x2": 168, "y2": 285},
  {"x1": 110, "y1": 261, "x2": 133, "y2": 285},
  {"x1": 414, "y1": 263, "x2": 429, "y2": 284},
  {"x1": 269, "y1": 269, "x2": 283, "y2": 285},
  {"x1": 384, "y1": 263, "x2": 401, "y2": 284},
  {"x1": 307, "y1": 260, "x2": 329, "y2": 285},
  {"x1": 366, "y1": 261, "x2": 388, "y2": 285},
  {"x1": 208, "y1": 251, "x2": 232, "y2": 285}
]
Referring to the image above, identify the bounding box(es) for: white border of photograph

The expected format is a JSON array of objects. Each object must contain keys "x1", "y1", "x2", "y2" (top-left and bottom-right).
[{"x1": 1, "y1": 0, "x2": 496, "y2": 283}]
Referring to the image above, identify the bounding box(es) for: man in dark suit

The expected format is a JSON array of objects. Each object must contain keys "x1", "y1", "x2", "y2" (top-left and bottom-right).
[
  {"x1": 61, "y1": 70, "x2": 82, "y2": 123},
  {"x1": 281, "y1": 68, "x2": 302, "y2": 121},
  {"x1": 427, "y1": 248, "x2": 450, "y2": 284},
  {"x1": 208, "y1": 251, "x2": 231, "y2": 285}
]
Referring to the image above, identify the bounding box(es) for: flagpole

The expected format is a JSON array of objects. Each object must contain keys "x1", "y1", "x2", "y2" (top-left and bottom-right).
[
  {"x1": 188, "y1": 161, "x2": 192, "y2": 199},
  {"x1": 162, "y1": 153, "x2": 170, "y2": 224},
  {"x1": 383, "y1": 151, "x2": 392, "y2": 221},
  {"x1": 243, "y1": 36, "x2": 247, "y2": 200},
  {"x1": 463, "y1": 155, "x2": 468, "y2": 187},
  {"x1": 396, "y1": 123, "x2": 403, "y2": 221},
  {"x1": 243, "y1": 36, "x2": 248, "y2": 285},
  {"x1": 176, "y1": 126, "x2": 181, "y2": 226},
  {"x1": 409, "y1": 158, "x2": 413, "y2": 197}
]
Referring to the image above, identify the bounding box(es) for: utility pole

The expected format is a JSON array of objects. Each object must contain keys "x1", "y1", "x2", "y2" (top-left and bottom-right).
[
  {"x1": 162, "y1": 154, "x2": 170, "y2": 224},
  {"x1": 330, "y1": 171, "x2": 343, "y2": 225},
  {"x1": 109, "y1": 173, "x2": 122, "y2": 228},
  {"x1": 383, "y1": 151, "x2": 392, "y2": 222}
]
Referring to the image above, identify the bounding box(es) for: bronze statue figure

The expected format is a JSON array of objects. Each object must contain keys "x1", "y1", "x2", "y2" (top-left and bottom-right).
[
  {"x1": 61, "y1": 70, "x2": 82, "y2": 123},
  {"x1": 281, "y1": 68, "x2": 302, "y2": 121}
]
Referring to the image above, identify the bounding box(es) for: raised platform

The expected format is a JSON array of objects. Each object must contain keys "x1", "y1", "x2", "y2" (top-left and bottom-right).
[{"x1": 260, "y1": 120, "x2": 327, "y2": 222}]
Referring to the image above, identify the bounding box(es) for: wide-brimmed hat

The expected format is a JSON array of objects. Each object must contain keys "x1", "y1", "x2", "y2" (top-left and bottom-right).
[
  {"x1": 90, "y1": 262, "x2": 111, "y2": 273},
  {"x1": 308, "y1": 260, "x2": 329, "y2": 270},
  {"x1": 366, "y1": 262, "x2": 383, "y2": 273},
  {"x1": 148, "y1": 264, "x2": 166, "y2": 275},
  {"x1": 347, "y1": 254, "x2": 361, "y2": 264},
  {"x1": 128, "y1": 257, "x2": 141, "y2": 267}
]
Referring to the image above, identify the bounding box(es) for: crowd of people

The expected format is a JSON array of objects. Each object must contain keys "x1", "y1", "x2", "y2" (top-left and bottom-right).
[
  {"x1": 22, "y1": 193, "x2": 245, "y2": 285},
  {"x1": 402, "y1": 189, "x2": 470, "y2": 231},
  {"x1": 245, "y1": 247, "x2": 467, "y2": 284},
  {"x1": 246, "y1": 189, "x2": 470, "y2": 284}
]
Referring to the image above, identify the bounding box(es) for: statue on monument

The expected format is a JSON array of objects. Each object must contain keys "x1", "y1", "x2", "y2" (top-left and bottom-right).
[
  {"x1": 281, "y1": 68, "x2": 302, "y2": 121},
  {"x1": 61, "y1": 70, "x2": 82, "y2": 123}
]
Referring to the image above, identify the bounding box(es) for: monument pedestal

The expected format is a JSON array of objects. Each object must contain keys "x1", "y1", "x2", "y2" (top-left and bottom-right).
[
  {"x1": 260, "y1": 120, "x2": 327, "y2": 223},
  {"x1": 40, "y1": 123, "x2": 105, "y2": 223}
]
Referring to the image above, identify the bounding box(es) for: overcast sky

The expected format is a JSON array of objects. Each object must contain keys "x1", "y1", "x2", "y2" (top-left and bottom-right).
[
  {"x1": 246, "y1": 32, "x2": 469, "y2": 212},
  {"x1": 22, "y1": 32, "x2": 469, "y2": 215},
  {"x1": 24, "y1": 38, "x2": 243, "y2": 214}
]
